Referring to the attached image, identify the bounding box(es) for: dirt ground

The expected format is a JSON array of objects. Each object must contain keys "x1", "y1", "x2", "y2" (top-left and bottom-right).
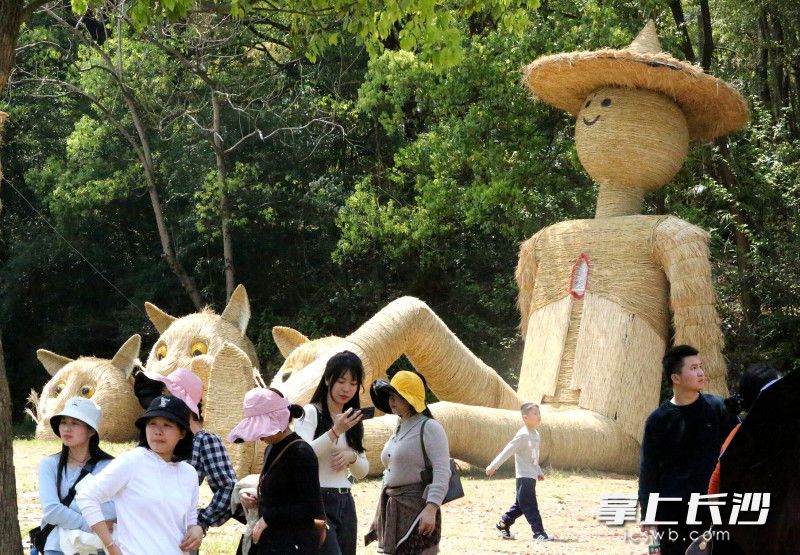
[{"x1": 15, "y1": 438, "x2": 650, "y2": 554}]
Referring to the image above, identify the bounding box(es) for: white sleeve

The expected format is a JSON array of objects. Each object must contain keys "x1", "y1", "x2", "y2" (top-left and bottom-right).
[
  {"x1": 349, "y1": 450, "x2": 369, "y2": 480},
  {"x1": 75, "y1": 452, "x2": 134, "y2": 527},
  {"x1": 295, "y1": 405, "x2": 334, "y2": 458},
  {"x1": 488, "y1": 430, "x2": 523, "y2": 471},
  {"x1": 187, "y1": 466, "x2": 200, "y2": 527}
]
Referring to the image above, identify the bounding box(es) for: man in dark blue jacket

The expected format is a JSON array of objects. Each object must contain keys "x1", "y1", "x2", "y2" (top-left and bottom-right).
[{"x1": 638, "y1": 344, "x2": 739, "y2": 555}]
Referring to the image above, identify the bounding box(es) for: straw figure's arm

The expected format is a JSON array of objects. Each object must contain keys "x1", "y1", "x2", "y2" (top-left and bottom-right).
[
  {"x1": 655, "y1": 216, "x2": 728, "y2": 396},
  {"x1": 515, "y1": 233, "x2": 540, "y2": 337},
  {"x1": 278, "y1": 296, "x2": 521, "y2": 410},
  {"x1": 193, "y1": 343, "x2": 265, "y2": 477}
]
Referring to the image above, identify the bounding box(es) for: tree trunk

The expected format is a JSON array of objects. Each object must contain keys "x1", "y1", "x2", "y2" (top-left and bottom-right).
[
  {"x1": 698, "y1": 0, "x2": 714, "y2": 71},
  {"x1": 668, "y1": 0, "x2": 696, "y2": 62},
  {"x1": 211, "y1": 92, "x2": 235, "y2": 301},
  {"x1": 758, "y1": 13, "x2": 772, "y2": 106},
  {"x1": 123, "y1": 95, "x2": 205, "y2": 309},
  {"x1": 0, "y1": 337, "x2": 22, "y2": 553},
  {"x1": 0, "y1": 8, "x2": 24, "y2": 548}
]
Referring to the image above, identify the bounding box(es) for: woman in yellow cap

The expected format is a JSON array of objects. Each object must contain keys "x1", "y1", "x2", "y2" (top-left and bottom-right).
[{"x1": 368, "y1": 371, "x2": 451, "y2": 555}]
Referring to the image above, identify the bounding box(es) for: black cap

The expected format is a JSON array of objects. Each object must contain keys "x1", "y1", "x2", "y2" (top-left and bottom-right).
[
  {"x1": 135, "y1": 395, "x2": 192, "y2": 431},
  {"x1": 370, "y1": 379, "x2": 396, "y2": 415},
  {"x1": 133, "y1": 370, "x2": 165, "y2": 410}
]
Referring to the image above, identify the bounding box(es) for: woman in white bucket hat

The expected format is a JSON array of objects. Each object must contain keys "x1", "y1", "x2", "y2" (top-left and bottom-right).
[{"x1": 36, "y1": 396, "x2": 116, "y2": 555}]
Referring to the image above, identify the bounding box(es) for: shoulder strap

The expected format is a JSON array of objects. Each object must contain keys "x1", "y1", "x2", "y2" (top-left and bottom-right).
[
  {"x1": 60, "y1": 459, "x2": 98, "y2": 507},
  {"x1": 267, "y1": 439, "x2": 304, "y2": 473},
  {"x1": 419, "y1": 418, "x2": 430, "y2": 469}
]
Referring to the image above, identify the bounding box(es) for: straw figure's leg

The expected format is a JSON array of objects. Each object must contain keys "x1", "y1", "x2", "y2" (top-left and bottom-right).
[
  {"x1": 360, "y1": 402, "x2": 641, "y2": 476},
  {"x1": 275, "y1": 296, "x2": 521, "y2": 410},
  {"x1": 655, "y1": 217, "x2": 728, "y2": 396},
  {"x1": 194, "y1": 343, "x2": 265, "y2": 477}
]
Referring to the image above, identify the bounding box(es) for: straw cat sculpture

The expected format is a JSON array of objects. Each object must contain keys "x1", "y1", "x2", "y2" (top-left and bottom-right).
[
  {"x1": 28, "y1": 335, "x2": 144, "y2": 442},
  {"x1": 142, "y1": 284, "x2": 266, "y2": 476},
  {"x1": 271, "y1": 22, "x2": 748, "y2": 474}
]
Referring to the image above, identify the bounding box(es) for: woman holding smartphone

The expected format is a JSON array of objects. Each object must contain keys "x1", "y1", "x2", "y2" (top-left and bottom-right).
[{"x1": 293, "y1": 351, "x2": 369, "y2": 555}]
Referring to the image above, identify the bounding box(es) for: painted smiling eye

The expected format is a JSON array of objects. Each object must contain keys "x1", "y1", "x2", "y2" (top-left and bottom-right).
[
  {"x1": 190, "y1": 341, "x2": 208, "y2": 357},
  {"x1": 80, "y1": 385, "x2": 95, "y2": 398},
  {"x1": 156, "y1": 344, "x2": 167, "y2": 361},
  {"x1": 601, "y1": 98, "x2": 612, "y2": 107},
  {"x1": 54, "y1": 381, "x2": 66, "y2": 395},
  {"x1": 584, "y1": 99, "x2": 592, "y2": 108}
]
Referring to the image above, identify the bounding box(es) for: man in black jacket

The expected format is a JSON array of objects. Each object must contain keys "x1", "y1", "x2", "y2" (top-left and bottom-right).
[{"x1": 638, "y1": 345, "x2": 739, "y2": 555}]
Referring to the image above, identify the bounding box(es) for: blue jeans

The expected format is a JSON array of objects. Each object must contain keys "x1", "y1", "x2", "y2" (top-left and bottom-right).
[
  {"x1": 317, "y1": 489, "x2": 357, "y2": 555},
  {"x1": 501, "y1": 477, "x2": 545, "y2": 533}
]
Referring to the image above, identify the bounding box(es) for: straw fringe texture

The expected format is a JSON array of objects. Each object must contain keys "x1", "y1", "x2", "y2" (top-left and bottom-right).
[
  {"x1": 654, "y1": 218, "x2": 728, "y2": 396},
  {"x1": 524, "y1": 21, "x2": 749, "y2": 140},
  {"x1": 273, "y1": 297, "x2": 521, "y2": 411},
  {"x1": 30, "y1": 336, "x2": 144, "y2": 442}
]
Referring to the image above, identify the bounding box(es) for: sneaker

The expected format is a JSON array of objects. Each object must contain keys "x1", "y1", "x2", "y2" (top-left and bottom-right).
[
  {"x1": 533, "y1": 532, "x2": 553, "y2": 542},
  {"x1": 496, "y1": 521, "x2": 514, "y2": 540}
]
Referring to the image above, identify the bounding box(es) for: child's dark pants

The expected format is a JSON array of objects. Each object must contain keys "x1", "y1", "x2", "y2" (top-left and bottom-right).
[{"x1": 501, "y1": 477, "x2": 544, "y2": 533}]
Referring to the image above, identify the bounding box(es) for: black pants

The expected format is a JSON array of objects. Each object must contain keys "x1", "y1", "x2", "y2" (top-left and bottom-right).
[
  {"x1": 501, "y1": 477, "x2": 545, "y2": 534},
  {"x1": 251, "y1": 528, "x2": 319, "y2": 555},
  {"x1": 318, "y1": 489, "x2": 358, "y2": 555}
]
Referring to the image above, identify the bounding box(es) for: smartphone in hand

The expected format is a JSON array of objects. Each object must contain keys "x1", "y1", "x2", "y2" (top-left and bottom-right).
[
  {"x1": 364, "y1": 529, "x2": 378, "y2": 546},
  {"x1": 360, "y1": 406, "x2": 376, "y2": 419}
]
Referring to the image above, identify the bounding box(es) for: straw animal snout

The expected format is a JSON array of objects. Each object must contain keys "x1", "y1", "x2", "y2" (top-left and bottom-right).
[{"x1": 575, "y1": 87, "x2": 688, "y2": 191}]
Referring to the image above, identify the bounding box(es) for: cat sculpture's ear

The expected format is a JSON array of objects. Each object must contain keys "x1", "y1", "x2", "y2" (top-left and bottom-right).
[{"x1": 111, "y1": 335, "x2": 141, "y2": 378}]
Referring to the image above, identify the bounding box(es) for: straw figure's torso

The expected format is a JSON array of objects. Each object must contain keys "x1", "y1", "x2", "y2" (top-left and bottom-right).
[{"x1": 517, "y1": 214, "x2": 711, "y2": 441}]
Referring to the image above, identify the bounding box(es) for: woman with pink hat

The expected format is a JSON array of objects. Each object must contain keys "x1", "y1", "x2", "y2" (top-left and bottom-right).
[
  {"x1": 134, "y1": 368, "x2": 238, "y2": 539},
  {"x1": 228, "y1": 387, "x2": 325, "y2": 554}
]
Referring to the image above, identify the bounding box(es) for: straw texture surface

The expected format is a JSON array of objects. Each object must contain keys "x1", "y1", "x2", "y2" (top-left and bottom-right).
[
  {"x1": 28, "y1": 335, "x2": 144, "y2": 442},
  {"x1": 524, "y1": 20, "x2": 748, "y2": 140}
]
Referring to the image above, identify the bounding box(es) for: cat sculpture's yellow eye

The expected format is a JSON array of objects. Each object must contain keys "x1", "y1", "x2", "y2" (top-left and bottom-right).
[
  {"x1": 156, "y1": 344, "x2": 167, "y2": 361},
  {"x1": 190, "y1": 341, "x2": 208, "y2": 357},
  {"x1": 53, "y1": 381, "x2": 66, "y2": 395},
  {"x1": 80, "y1": 385, "x2": 95, "y2": 398}
]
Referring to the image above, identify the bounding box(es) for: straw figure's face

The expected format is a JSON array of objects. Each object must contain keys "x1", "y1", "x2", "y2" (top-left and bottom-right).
[
  {"x1": 143, "y1": 285, "x2": 258, "y2": 381},
  {"x1": 269, "y1": 326, "x2": 343, "y2": 386},
  {"x1": 575, "y1": 87, "x2": 689, "y2": 191},
  {"x1": 28, "y1": 336, "x2": 143, "y2": 442}
]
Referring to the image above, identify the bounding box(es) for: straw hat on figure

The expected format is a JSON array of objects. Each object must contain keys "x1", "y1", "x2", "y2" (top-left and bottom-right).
[{"x1": 271, "y1": 21, "x2": 748, "y2": 474}]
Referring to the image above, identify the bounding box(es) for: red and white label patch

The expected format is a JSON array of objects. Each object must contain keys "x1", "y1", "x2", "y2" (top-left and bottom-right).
[{"x1": 569, "y1": 253, "x2": 591, "y2": 300}]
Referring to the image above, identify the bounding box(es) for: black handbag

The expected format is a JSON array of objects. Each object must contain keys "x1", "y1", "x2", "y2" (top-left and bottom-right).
[
  {"x1": 419, "y1": 419, "x2": 464, "y2": 504},
  {"x1": 30, "y1": 460, "x2": 97, "y2": 552}
]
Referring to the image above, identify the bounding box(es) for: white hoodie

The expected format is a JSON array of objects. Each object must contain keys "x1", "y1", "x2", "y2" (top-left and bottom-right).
[{"x1": 76, "y1": 447, "x2": 199, "y2": 555}]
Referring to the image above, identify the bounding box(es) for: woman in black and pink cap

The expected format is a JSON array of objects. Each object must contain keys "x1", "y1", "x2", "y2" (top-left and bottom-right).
[{"x1": 229, "y1": 387, "x2": 325, "y2": 554}]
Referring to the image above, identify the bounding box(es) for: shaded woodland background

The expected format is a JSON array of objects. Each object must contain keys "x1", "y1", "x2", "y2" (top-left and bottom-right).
[{"x1": 2, "y1": 0, "x2": 799, "y2": 424}]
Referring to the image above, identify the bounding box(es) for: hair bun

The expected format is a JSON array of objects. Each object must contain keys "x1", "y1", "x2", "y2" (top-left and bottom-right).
[{"x1": 289, "y1": 404, "x2": 305, "y2": 419}]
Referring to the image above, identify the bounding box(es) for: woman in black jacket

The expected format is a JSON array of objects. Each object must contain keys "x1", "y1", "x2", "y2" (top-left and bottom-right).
[{"x1": 229, "y1": 387, "x2": 324, "y2": 554}]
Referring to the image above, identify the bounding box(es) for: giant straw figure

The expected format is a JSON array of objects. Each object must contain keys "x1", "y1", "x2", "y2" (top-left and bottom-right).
[{"x1": 271, "y1": 22, "x2": 748, "y2": 474}]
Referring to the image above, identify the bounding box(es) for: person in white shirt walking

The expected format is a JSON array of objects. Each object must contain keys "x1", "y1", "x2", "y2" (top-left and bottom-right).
[
  {"x1": 294, "y1": 351, "x2": 368, "y2": 555},
  {"x1": 76, "y1": 395, "x2": 203, "y2": 555},
  {"x1": 485, "y1": 403, "x2": 551, "y2": 542}
]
